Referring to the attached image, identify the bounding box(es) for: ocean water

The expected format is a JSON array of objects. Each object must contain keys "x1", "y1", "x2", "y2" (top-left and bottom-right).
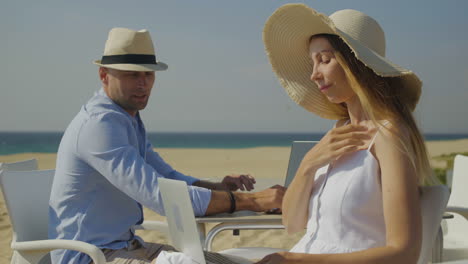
[{"x1": 1, "y1": 132, "x2": 467, "y2": 155}]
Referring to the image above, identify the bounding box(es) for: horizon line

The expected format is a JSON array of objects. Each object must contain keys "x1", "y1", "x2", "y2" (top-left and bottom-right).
[{"x1": 1, "y1": 131, "x2": 468, "y2": 135}]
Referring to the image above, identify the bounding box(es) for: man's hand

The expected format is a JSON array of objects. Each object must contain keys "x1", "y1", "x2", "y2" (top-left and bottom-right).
[
  {"x1": 249, "y1": 185, "x2": 286, "y2": 212},
  {"x1": 192, "y1": 174, "x2": 256, "y2": 191},
  {"x1": 221, "y1": 174, "x2": 256, "y2": 191},
  {"x1": 204, "y1": 184, "x2": 286, "y2": 215}
]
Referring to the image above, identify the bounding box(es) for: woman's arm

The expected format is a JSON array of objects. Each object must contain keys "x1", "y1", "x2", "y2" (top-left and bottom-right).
[
  {"x1": 260, "y1": 123, "x2": 422, "y2": 264},
  {"x1": 371, "y1": 123, "x2": 422, "y2": 263},
  {"x1": 282, "y1": 158, "x2": 318, "y2": 233}
]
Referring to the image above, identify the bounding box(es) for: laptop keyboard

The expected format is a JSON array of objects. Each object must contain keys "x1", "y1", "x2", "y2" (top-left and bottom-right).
[{"x1": 204, "y1": 251, "x2": 242, "y2": 264}]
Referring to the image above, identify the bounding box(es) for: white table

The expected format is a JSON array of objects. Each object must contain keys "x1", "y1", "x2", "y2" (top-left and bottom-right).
[{"x1": 195, "y1": 212, "x2": 284, "y2": 251}]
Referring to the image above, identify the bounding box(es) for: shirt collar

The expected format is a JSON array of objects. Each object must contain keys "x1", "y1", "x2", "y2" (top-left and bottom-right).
[{"x1": 97, "y1": 88, "x2": 140, "y2": 123}]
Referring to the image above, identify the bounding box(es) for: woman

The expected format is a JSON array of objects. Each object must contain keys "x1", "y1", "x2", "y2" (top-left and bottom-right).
[{"x1": 258, "y1": 4, "x2": 435, "y2": 264}]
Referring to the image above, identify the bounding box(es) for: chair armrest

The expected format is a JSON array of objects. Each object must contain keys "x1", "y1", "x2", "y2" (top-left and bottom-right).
[
  {"x1": 133, "y1": 220, "x2": 169, "y2": 235},
  {"x1": 205, "y1": 222, "x2": 285, "y2": 251},
  {"x1": 12, "y1": 239, "x2": 106, "y2": 264},
  {"x1": 446, "y1": 206, "x2": 468, "y2": 221}
]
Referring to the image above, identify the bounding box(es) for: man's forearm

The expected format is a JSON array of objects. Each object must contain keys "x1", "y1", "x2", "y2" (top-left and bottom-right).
[
  {"x1": 192, "y1": 180, "x2": 225, "y2": 191},
  {"x1": 204, "y1": 191, "x2": 258, "y2": 215}
]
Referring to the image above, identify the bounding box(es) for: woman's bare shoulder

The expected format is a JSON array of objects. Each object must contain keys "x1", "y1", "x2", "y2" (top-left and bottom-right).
[
  {"x1": 377, "y1": 119, "x2": 409, "y2": 140},
  {"x1": 372, "y1": 119, "x2": 411, "y2": 156}
]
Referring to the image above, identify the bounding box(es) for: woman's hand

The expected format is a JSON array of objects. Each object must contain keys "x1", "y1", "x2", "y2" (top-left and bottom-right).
[
  {"x1": 300, "y1": 124, "x2": 374, "y2": 172},
  {"x1": 282, "y1": 123, "x2": 375, "y2": 233},
  {"x1": 255, "y1": 252, "x2": 295, "y2": 264}
]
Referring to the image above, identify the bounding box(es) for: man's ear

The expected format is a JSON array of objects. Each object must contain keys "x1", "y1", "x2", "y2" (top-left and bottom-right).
[{"x1": 98, "y1": 67, "x2": 108, "y2": 86}]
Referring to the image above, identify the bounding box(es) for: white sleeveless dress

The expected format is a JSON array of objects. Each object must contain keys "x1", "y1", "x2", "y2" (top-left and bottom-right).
[{"x1": 290, "y1": 123, "x2": 386, "y2": 254}]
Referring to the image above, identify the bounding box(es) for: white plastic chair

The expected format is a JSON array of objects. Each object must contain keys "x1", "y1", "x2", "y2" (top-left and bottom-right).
[
  {"x1": 418, "y1": 185, "x2": 451, "y2": 264},
  {"x1": 442, "y1": 213, "x2": 468, "y2": 262},
  {"x1": 439, "y1": 260, "x2": 468, "y2": 264},
  {"x1": 0, "y1": 159, "x2": 38, "y2": 171},
  {"x1": 446, "y1": 155, "x2": 468, "y2": 220},
  {"x1": 442, "y1": 155, "x2": 468, "y2": 262},
  {"x1": 0, "y1": 169, "x2": 169, "y2": 264},
  {"x1": 0, "y1": 169, "x2": 106, "y2": 264}
]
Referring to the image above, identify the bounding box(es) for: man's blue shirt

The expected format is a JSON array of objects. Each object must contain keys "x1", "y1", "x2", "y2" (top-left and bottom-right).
[{"x1": 49, "y1": 89, "x2": 212, "y2": 264}]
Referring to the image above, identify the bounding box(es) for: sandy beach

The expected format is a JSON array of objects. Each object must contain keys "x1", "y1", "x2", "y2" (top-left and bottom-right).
[{"x1": 1, "y1": 139, "x2": 467, "y2": 263}]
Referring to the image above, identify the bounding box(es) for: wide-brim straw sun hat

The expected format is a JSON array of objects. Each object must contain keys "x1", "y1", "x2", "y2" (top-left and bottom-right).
[
  {"x1": 94, "y1": 27, "x2": 168, "y2": 72},
  {"x1": 263, "y1": 4, "x2": 422, "y2": 120}
]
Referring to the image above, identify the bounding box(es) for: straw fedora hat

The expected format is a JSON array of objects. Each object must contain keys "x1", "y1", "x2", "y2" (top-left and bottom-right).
[
  {"x1": 94, "y1": 27, "x2": 168, "y2": 72},
  {"x1": 263, "y1": 4, "x2": 422, "y2": 120}
]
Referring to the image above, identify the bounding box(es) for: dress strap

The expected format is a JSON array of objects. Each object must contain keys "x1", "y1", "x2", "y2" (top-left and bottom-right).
[{"x1": 368, "y1": 121, "x2": 390, "y2": 150}]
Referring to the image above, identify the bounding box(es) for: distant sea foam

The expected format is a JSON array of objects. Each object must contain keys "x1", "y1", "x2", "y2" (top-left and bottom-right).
[{"x1": 1, "y1": 132, "x2": 468, "y2": 155}]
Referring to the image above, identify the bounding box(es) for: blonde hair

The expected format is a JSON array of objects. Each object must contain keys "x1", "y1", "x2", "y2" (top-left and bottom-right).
[{"x1": 312, "y1": 34, "x2": 436, "y2": 185}]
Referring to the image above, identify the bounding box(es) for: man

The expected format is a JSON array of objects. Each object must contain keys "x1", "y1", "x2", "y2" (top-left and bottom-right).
[{"x1": 49, "y1": 28, "x2": 285, "y2": 264}]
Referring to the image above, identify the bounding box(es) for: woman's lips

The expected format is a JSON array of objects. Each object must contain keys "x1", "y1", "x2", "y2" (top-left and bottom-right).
[{"x1": 319, "y1": 84, "x2": 331, "y2": 92}]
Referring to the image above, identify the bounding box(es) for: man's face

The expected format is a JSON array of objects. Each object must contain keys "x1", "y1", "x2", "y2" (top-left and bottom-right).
[{"x1": 99, "y1": 67, "x2": 155, "y2": 116}]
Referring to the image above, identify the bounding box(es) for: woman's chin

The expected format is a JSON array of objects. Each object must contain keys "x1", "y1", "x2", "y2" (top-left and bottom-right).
[{"x1": 326, "y1": 96, "x2": 344, "y2": 104}]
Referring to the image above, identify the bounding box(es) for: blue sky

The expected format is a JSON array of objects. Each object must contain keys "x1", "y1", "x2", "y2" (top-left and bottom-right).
[{"x1": 2, "y1": 0, "x2": 467, "y2": 133}]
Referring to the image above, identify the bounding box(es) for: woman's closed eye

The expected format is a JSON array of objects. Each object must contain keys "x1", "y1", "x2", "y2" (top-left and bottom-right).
[{"x1": 320, "y1": 55, "x2": 331, "y2": 64}]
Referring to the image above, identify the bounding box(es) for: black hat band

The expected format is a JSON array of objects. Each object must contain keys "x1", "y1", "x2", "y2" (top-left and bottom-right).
[{"x1": 101, "y1": 54, "x2": 157, "y2": 65}]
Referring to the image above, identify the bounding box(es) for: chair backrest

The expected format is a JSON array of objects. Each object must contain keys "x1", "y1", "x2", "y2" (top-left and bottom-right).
[
  {"x1": 417, "y1": 185, "x2": 450, "y2": 264},
  {"x1": 448, "y1": 155, "x2": 468, "y2": 208},
  {"x1": 0, "y1": 158, "x2": 38, "y2": 171},
  {"x1": 0, "y1": 169, "x2": 55, "y2": 242},
  {"x1": 284, "y1": 141, "x2": 317, "y2": 187}
]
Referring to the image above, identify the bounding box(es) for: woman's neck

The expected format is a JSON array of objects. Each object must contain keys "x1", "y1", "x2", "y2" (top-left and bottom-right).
[{"x1": 346, "y1": 95, "x2": 368, "y2": 124}]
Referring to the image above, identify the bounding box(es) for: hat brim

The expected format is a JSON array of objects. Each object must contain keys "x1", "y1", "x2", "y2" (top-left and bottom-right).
[
  {"x1": 93, "y1": 60, "x2": 168, "y2": 71},
  {"x1": 263, "y1": 4, "x2": 421, "y2": 119}
]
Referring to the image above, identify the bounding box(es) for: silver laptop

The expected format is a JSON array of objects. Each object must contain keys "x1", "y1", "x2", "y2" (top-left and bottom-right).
[
  {"x1": 158, "y1": 177, "x2": 253, "y2": 264},
  {"x1": 284, "y1": 141, "x2": 317, "y2": 187}
]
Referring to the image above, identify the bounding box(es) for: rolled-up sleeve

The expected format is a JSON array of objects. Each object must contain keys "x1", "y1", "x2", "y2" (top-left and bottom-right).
[{"x1": 76, "y1": 112, "x2": 211, "y2": 216}]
